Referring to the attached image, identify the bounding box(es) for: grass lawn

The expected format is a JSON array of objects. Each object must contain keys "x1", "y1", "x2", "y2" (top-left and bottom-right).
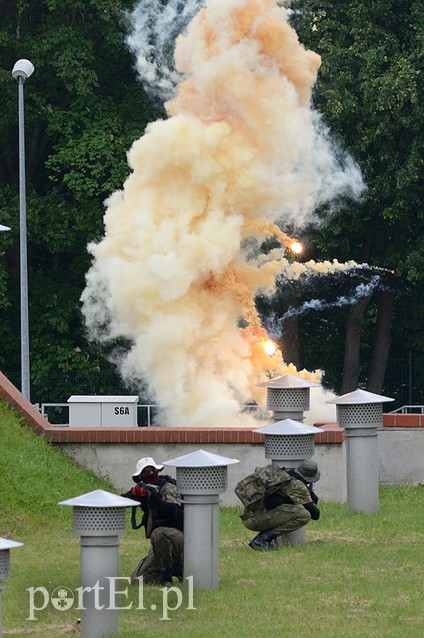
[{"x1": 2, "y1": 400, "x2": 424, "y2": 637}]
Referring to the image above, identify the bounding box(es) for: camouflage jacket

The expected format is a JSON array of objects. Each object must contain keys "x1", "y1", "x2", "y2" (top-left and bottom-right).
[
  {"x1": 277, "y1": 476, "x2": 312, "y2": 505},
  {"x1": 263, "y1": 473, "x2": 320, "y2": 520}
]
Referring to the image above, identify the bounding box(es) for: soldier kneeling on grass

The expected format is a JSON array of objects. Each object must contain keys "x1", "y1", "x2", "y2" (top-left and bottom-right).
[
  {"x1": 121, "y1": 457, "x2": 184, "y2": 586},
  {"x1": 237, "y1": 460, "x2": 321, "y2": 550}
]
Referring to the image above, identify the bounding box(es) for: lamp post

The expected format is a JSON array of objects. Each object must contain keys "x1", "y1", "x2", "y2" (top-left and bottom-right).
[
  {"x1": 0, "y1": 225, "x2": 11, "y2": 232},
  {"x1": 12, "y1": 59, "x2": 34, "y2": 402}
]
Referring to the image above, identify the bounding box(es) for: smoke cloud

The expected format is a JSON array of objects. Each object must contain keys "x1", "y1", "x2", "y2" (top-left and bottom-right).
[
  {"x1": 281, "y1": 275, "x2": 382, "y2": 322},
  {"x1": 81, "y1": 0, "x2": 365, "y2": 426},
  {"x1": 126, "y1": 0, "x2": 204, "y2": 104}
]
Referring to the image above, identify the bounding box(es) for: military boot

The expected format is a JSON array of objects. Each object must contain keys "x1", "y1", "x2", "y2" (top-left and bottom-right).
[
  {"x1": 159, "y1": 566, "x2": 173, "y2": 586},
  {"x1": 248, "y1": 530, "x2": 278, "y2": 550},
  {"x1": 172, "y1": 559, "x2": 184, "y2": 581}
]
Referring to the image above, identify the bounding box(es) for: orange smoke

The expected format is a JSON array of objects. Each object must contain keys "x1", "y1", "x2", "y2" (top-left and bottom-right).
[
  {"x1": 81, "y1": 0, "x2": 362, "y2": 426},
  {"x1": 167, "y1": 0, "x2": 321, "y2": 158},
  {"x1": 241, "y1": 324, "x2": 321, "y2": 405}
]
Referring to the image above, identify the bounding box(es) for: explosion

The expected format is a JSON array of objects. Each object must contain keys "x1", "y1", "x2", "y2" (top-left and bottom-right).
[{"x1": 81, "y1": 0, "x2": 364, "y2": 426}]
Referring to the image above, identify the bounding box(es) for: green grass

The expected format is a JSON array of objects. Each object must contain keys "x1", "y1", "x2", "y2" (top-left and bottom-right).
[{"x1": 2, "y1": 400, "x2": 424, "y2": 637}]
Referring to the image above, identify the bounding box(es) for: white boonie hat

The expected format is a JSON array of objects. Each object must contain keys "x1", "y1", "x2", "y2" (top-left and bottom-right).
[{"x1": 132, "y1": 457, "x2": 164, "y2": 479}]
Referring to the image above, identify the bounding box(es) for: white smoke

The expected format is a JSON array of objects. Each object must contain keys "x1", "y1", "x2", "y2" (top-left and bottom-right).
[
  {"x1": 304, "y1": 386, "x2": 337, "y2": 425},
  {"x1": 81, "y1": 0, "x2": 366, "y2": 426},
  {"x1": 126, "y1": 0, "x2": 205, "y2": 103},
  {"x1": 281, "y1": 275, "x2": 382, "y2": 323}
]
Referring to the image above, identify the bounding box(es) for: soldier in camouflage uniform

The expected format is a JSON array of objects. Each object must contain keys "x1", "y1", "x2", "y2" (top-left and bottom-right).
[
  {"x1": 240, "y1": 460, "x2": 320, "y2": 550},
  {"x1": 121, "y1": 457, "x2": 184, "y2": 585}
]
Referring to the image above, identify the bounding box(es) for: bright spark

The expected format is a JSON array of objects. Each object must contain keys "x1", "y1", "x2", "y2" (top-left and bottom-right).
[
  {"x1": 263, "y1": 339, "x2": 277, "y2": 356},
  {"x1": 290, "y1": 241, "x2": 303, "y2": 255}
]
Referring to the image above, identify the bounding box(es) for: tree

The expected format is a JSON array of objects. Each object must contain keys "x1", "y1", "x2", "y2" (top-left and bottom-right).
[
  {"x1": 0, "y1": 0, "x2": 161, "y2": 399},
  {"x1": 256, "y1": 265, "x2": 383, "y2": 394},
  {"x1": 289, "y1": 0, "x2": 423, "y2": 395}
]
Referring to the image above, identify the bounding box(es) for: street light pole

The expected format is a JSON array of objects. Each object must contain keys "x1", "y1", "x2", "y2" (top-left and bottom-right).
[{"x1": 12, "y1": 59, "x2": 34, "y2": 402}]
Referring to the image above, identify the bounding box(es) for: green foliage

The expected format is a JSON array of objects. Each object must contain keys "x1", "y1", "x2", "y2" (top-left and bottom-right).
[
  {"x1": 0, "y1": 400, "x2": 112, "y2": 532},
  {"x1": 1, "y1": 0, "x2": 423, "y2": 400},
  {"x1": 0, "y1": 0, "x2": 162, "y2": 385},
  {"x1": 286, "y1": 0, "x2": 424, "y2": 368},
  {"x1": 292, "y1": 0, "x2": 422, "y2": 261},
  {"x1": 256, "y1": 267, "x2": 380, "y2": 392}
]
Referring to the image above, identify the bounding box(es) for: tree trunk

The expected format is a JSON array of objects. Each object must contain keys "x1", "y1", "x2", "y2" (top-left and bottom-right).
[
  {"x1": 277, "y1": 292, "x2": 300, "y2": 368},
  {"x1": 278, "y1": 314, "x2": 300, "y2": 368},
  {"x1": 340, "y1": 294, "x2": 373, "y2": 394},
  {"x1": 366, "y1": 289, "x2": 394, "y2": 394}
]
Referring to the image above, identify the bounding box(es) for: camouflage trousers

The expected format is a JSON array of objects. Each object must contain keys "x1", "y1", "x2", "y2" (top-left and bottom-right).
[
  {"x1": 131, "y1": 526, "x2": 184, "y2": 584},
  {"x1": 240, "y1": 504, "x2": 311, "y2": 536}
]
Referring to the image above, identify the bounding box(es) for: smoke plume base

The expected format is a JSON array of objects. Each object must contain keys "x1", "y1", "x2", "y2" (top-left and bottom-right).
[{"x1": 82, "y1": 0, "x2": 365, "y2": 426}]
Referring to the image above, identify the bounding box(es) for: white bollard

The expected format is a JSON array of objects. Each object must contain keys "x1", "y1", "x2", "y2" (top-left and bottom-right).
[
  {"x1": 59, "y1": 490, "x2": 138, "y2": 638},
  {"x1": 257, "y1": 374, "x2": 320, "y2": 422},
  {"x1": 182, "y1": 493, "x2": 220, "y2": 588},
  {"x1": 328, "y1": 389, "x2": 394, "y2": 513},
  {"x1": 0, "y1": 537, "x2": 23, "y2": 638},
  {"x1": 254, "y1": 419, "x2": 323, "y2": 546},
  {"x1": 164, "y1": 450, "x2": 239, "y2": 589}
]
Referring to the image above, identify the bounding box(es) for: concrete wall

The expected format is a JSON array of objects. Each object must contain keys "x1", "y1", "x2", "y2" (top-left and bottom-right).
[
  {"x1": 57, "y1": 429, "x2": 424, "y2": 506},
  {"x1": 379, "y1": 428, "x2": 424, "y2": 486},
  {"x1": 3, "y1": 371, "x2": 424, "y2": 507},
  {"x1": 59, "y1": 440, "x2": 346, "y2": 506}
]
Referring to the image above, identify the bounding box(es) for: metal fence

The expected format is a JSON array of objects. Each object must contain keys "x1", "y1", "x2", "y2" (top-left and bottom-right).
[
  {"x1": 6, "y1": 371, "x2": 140, "y2": 405},
  {"x1": 301, "y1": 355, "x2": 419, "y2": 410},
  {"x1": 5, "y1": 355, "x2": 424, "y2": 420},
  {"x1": 37, "y1": 402, "x2": 267, "y2": 427}
]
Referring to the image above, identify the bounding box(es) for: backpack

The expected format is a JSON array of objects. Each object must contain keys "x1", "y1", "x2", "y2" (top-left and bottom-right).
[{"x1": 234, "y1": 464, "x2": 292, "y2": 511}]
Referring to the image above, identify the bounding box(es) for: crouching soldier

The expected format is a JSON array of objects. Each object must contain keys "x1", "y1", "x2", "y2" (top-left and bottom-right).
[
  {"x1": 237, "y1": 460, "x2": 320, "y2": 550},
  {"x1": 121, "y1": 457, "x2": 184, "y2": 586}
]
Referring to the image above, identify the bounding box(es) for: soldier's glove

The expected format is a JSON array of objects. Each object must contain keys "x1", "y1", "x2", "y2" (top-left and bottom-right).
[
  {"x1": 132, "y1": 485, "x2": 149, "y2": 501},
  {"x1": 140, "y1": 482, "x2": 159, "y2": 494}
]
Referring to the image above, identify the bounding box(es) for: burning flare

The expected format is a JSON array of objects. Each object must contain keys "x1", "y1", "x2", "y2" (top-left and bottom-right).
[
  {"x1": 81, "y1": 0, "x2": 364, "y2": 426},
  {"x1": 263, "y1": 339, "x2": 277, "y2": 357},
  {"x1": 289, "y1": 241, "x2": 303, "y2": 255}
]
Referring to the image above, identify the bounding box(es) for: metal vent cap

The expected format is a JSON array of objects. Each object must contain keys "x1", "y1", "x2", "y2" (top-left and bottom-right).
[
  {"x1": 327, "y1": 389, "x2": 394, "y2": 405},
  {"x1": 257, "y1": 374, "x2": 320, "y2": 389},
  {"x1": 164, "y1": 449, "x2": 239, "y2": 468},
  {"x1": 59, "y1": 490, "x2": 138, "y2": 536},
  {"x1": 254, "y1": 418, "x2": 323, "y2": 435}
]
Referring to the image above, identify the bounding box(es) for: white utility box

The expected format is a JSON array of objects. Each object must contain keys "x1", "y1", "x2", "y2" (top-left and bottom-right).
[{"x1": 67, "y1": 396, "x2": 139, "y2": 427}]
